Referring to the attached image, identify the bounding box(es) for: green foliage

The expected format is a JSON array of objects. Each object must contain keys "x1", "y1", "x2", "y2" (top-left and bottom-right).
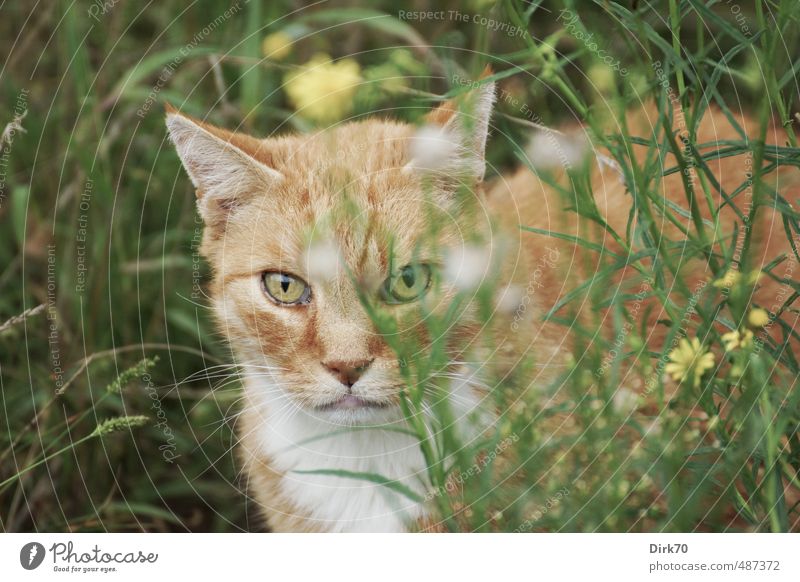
[{"x1": 1, "y1": 0, "x2": 798, "y2": 532}]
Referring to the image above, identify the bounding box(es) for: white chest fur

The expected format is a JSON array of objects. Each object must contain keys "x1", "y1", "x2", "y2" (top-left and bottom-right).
[{"x1": 248, "y1": 377, "x2": 430, "y2": 532}]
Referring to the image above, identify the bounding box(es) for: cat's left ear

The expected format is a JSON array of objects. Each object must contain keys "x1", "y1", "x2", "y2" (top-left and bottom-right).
[{"x1": 408, "y1": 68, "x2": 495, "y2": 181}]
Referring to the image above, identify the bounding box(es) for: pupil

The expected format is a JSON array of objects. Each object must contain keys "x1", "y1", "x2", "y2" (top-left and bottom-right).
[
  {"x1": 401, "y1": 266, "x2": 415, "y2": 288},
  {"x1": 280, "y1": 276, "x2": 290, "y2": 293}
]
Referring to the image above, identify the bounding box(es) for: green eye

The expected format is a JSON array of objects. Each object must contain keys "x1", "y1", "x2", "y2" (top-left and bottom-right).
[
  {"x1": 382, "y1": 264, "x2": 432, "y2": 304},
  {"x1": 263, "y1": 272, "x2": 311, "y2": 305}
]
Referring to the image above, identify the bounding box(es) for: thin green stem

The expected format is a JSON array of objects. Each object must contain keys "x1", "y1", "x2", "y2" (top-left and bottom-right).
[{"x1": 0, "y1": 434, "x2": 95, "y2": 491}]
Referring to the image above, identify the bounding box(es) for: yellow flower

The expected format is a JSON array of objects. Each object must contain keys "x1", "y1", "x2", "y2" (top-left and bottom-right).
[
  {"x1": 748, "y1": 308, "x2": 770, "y2": 327},
  {"x1": 262, "y1": 31, "x2": 293, "y2": 61},
  {"x1": 720, "y1": 331, "x2": 738, "y2": 351},
  {"x1": 284, "y1": 53, "x2": 362, "y2": 124},
  {"x1": 721, "y1": 329, "x2": 753, "y2": 351},
  {"x1": 712, "y1": 269, "x2": 740, "y2": 290},
  {"x1": 665, "y1": 337, "x2": 715, "y2": 388}
]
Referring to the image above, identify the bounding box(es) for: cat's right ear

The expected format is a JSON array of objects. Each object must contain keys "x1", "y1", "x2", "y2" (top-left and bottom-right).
[
  {"x1": 407, "y1": 67, "x2": 495, "y2": 181},
  {"x1": 164, "y1": 104, "x2": 283, "y2": 226}
]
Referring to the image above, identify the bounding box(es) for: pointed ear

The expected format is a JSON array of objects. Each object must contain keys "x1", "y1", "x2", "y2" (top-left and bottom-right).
[
  {"x1": 164, "y1": 104, "x2": 283, "y2": 225},
  {"x1": 409, "y1": 71, "x2": 495, "y2": 181}
]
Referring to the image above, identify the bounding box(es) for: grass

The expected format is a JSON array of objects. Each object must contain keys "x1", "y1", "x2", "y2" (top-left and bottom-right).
[{"x1": 1, "y1": 0, "x2": 799, "y2": 532}]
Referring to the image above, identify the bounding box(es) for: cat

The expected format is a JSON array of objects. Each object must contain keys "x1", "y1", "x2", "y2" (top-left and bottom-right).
[{"x1": 166, "y1": 80, "x2": 798, "y2": 532}]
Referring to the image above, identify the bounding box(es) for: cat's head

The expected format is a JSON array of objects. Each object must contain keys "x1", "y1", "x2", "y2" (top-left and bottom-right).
[{"x1": 166, "y1": 81, "x2": 500, "y2": 426}]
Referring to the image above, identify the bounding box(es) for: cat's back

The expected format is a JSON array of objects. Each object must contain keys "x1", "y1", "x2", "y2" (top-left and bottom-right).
[{"x1": 486, "y1": 103, "x2": 800, "y2": 344}]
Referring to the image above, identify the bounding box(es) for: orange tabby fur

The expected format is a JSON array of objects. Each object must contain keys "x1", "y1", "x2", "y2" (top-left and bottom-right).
[{"x1": 491, "y1": 106, "x2": 800, "y2": 349}]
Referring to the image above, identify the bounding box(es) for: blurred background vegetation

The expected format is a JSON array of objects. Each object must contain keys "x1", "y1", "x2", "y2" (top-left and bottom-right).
[{"x1": 1, "y1": 0, "x2": 798, "y2": 532}]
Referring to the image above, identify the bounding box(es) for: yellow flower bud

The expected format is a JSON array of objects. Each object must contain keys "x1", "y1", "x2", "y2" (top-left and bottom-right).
[
  {"x1": 262, "y1": 31, "x2": 293, "y2": 61},
  {"x1": 748, "y1": 308, "x2": 770, "y2": 328},
  {"x1": 721, "y1": 330, "x2": 740, "y2": 351}
]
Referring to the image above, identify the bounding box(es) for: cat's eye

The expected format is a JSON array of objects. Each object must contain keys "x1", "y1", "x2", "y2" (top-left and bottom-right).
[
  {"x1": 262, "y1": 272, "x2": 311, "y2": 306},
  {"x1": 381, "y1": 264, "x2": 432, "y2": 304}
]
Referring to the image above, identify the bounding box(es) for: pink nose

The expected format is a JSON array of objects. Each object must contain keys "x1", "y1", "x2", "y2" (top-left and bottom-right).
[{"x1": 322, "y1": 359, "x2": 373, "y2": 387}]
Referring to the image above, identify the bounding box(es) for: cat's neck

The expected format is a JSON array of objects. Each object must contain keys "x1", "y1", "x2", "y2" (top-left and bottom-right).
[
  {"x1": 240, "y1": 366, "x2": 487, "y2": 532},
  {"x1": 244, "y1": 373, "x2": 429, "y2": 532}
]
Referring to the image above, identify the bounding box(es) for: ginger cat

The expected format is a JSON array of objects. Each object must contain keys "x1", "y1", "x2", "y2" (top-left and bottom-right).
[{"x1": 166, "y1": 80, "x2": 798, "y2": 532}]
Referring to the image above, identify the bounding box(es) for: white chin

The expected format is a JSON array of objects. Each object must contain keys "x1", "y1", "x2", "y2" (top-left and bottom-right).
[{"x1": 311, "y1": 403, "x2": 401, "y2": 426}]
